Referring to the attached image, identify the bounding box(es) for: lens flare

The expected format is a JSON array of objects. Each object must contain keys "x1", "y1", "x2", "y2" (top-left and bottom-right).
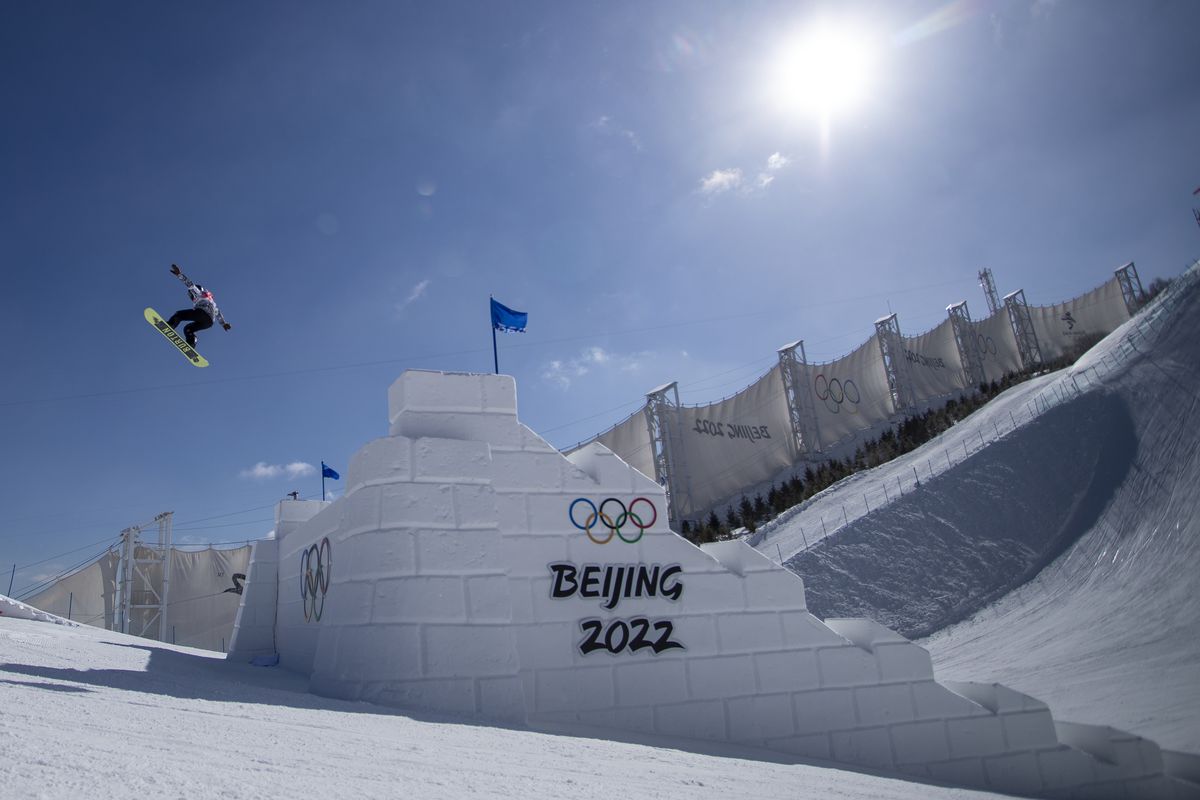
[{"x1": 767, "y1": 22, "x2": 877, "y2": 122}]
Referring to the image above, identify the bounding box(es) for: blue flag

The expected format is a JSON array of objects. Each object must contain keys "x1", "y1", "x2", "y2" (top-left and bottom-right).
[
  {"x1": 321, "y1": 462, "x2": 340, "y2": 480},
  {"x1": 490, "y1": 298, "x2": 528, "y2": 333}
]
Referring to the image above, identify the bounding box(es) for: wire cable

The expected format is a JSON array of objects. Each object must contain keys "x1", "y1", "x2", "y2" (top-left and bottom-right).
[
  {"x1": 12, "y1": 543, "x2": 120, "y2": 601},
  {"x1": 11, "y1": 535, "x2": 122, "y2": 572}
]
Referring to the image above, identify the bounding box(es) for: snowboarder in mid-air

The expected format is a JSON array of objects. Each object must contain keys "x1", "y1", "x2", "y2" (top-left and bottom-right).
[{"x1": 167, "y1": 263, "x2": 231, "y2": 346}]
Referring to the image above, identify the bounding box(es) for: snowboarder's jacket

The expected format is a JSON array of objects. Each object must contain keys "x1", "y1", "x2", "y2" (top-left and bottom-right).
[{"x1": 173, "y1": 268, "x2": 229, "y2": 328}]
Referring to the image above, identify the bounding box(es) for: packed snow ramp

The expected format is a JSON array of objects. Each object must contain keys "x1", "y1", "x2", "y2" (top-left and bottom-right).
[{"x1": 230, "y1": 369, "x2": 1199, "y2": 799}]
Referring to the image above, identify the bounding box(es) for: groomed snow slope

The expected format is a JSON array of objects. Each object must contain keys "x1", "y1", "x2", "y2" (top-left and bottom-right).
[
  {"x1": 0, "y1": 610, "x2": 1003, "y2": 800},
  {"x1": 759, "y1": 265, "x2": 1200, "y2": 753}
]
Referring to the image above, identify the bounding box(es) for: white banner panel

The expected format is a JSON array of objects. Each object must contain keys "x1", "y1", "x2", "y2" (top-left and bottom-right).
[
  {"x1": 1029, "y1": 277, "x2": 1129, "y2": 361},
  {"x1": 902, "y1": 319, "x2": 966, "y2": 402},
  {"x1": 672, "y1": 366, "x2": 795, "y2": 516},
  {"x1": 972, "y1": 309, "x2": 1023, "y2": 383},
  {"x1": 24, "y1": 551, "x2": 120, "y2": 629},
  {"x1": 588, "y1": 409, "x2": 656, "y2": 482},
  {"x1": 808, "y1": 336, "x2": 894, "y2": 450},
  {"x1": 165, "y1": 545, "x2": 252, "y2": 651}
]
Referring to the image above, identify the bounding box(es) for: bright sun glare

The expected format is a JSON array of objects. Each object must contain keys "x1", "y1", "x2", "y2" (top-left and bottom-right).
[{"x1": 768, "y1": 23, "x2": 876, "y2": 124}]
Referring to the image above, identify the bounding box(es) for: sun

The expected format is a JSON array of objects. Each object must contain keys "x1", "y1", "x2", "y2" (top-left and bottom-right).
[{"x1": 767, "y1": 23, "x2": 877, "y2": 124}]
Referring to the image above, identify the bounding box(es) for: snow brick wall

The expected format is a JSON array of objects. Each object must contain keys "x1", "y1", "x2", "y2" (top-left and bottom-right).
[{"x1": 231, "y1": 370, "x2": 1199, "y2": 800}]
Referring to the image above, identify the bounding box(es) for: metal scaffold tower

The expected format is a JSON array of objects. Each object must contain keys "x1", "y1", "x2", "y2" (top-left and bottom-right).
[
  {"x1": 777, "y1": 340, "x2": 822, "y2": 457},
  {"x1": 644, "y1": 383, "x2": 688, "y2": 531},
  {"x1": 947, "y1": 301, "x2": 984, "y2": 389},
  {"x1": 117, "y1": 511, "x2": 173, "y2": 642},
  {"x1": 979, "y1": 268, "x2": 1001, "y2": 315},
  {"x1": 1114, "y1": 261, "x2": 1147, "y2": 315},
  {"x1": 875, "y1": 313, "x2": 914, "y2": 415},
  {"x1": 1003, "y1": 290, "x2": 1043, "y2": 371}
]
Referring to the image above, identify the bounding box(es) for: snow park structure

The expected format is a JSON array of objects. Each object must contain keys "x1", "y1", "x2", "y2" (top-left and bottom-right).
[{"x1": 229, "y1": 369, "x2": 1199, "y2": 799}]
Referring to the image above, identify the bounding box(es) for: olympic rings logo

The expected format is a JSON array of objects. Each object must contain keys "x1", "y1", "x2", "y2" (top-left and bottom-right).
[
  {"x1": 569, "y1": 497, "x2": 657, "y2": 544},
  {"x1": 814, "y1": 374, "x2": 860, "y2": 415},
  {"x1": 975, "y1": 333, "x2": 997, "y2": 359},
  {"x1": 300, "y1": 537, "x2": 332, "y2": 623}
]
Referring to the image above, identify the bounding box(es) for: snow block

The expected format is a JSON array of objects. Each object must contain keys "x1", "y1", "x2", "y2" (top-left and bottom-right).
[
  {"x1": 232, "y1": 369, "x2": 1199, "y2": 800},
  {"x1": 228, "y1": 537, "x2": 279, "y2": 661}
]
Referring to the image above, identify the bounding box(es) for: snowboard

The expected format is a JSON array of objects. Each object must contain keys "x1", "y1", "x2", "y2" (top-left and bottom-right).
[{"x1": 144, "y1": 307, "x2": 209, "y2": 367}]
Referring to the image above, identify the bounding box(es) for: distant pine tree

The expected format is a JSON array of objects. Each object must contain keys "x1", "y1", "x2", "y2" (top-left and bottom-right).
[{"x1": 753, "y1": 493, "x2": 768, "y2": 522}]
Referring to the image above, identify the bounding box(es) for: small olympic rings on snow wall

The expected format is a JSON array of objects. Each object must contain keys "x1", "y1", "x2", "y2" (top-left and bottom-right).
[
  {"x1": 569, "y1": 497, "x2": 657, "y2": 544},
  {"x1": 976, "y1": 333, "x2": 997, "y2": 358},
  {"x1": 300, "y1": 537, "x2": 332, "y2": 622},
  {"x1": 814, "y1": 374, "x2": 861, "y2": 415}
]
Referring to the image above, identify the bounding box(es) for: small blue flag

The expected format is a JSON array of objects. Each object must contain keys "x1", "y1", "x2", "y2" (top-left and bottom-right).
[
  {"x1": 321, "y1": 462, "x2": 340, "y2": 480},
  {"x1": 490, "y1": 298, "x2": 528, "y2": 333}
]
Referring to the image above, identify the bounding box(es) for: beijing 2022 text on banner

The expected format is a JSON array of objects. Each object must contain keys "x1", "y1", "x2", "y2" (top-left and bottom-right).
[{"x1": 671, "y1": 366, "x2": 796, "y2": 517}]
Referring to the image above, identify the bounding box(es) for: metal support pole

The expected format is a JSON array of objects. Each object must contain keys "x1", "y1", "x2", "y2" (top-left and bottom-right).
[
  {"x1": 1004, "y1": 289, "x2": 1043, "y2": 371},
  {"x1": 777, "y1": 339, "x2": 822, "y2": 456},
  {"x1": 492, "y1": 324, "x2": 499, "y2": 375},
  {"x1": 875, "y1": 313, "x2": 913, "y2": 415},
  {"x1": 947, "y1": 301, "x2": 983, "y2": 389},
  {"x1": 156, "y1": 512, "x2": 173, "y2": 643},
  {"x1": 645, "y1": 382, "x2": 686, "y2": 531},
  {"x1": 7, "y1": 563, "x2": 13, "y2": 596}
]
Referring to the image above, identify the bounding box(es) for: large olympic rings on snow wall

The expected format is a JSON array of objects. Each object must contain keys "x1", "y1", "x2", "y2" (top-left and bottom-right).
[
  {"x1": 569, "y1": 497, "x2": 657, "y2": 544},
  {"x1": 976, "y1": 333, "x2": 997, "y2": 358},
  {"x1": 300, "y1": 537, "x2": 332, "y2": 623},
  {"x1": 814, "y1": 374, "x2": 860, "y2": 415}
]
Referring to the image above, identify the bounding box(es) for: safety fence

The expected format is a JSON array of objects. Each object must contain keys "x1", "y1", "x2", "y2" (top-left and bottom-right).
[
  {"x1": 748, "y1": 258, "x2": 1199, "y2": 558},
  {"x1": 566, "y1": 263, "x2": 1150, "y2": 527}
]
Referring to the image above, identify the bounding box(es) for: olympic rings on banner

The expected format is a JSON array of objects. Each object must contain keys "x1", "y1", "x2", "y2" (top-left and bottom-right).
[
  {"x1": 300, "y1": 537, "x2": 332, "y2": 622},
  {"x1": 569, "y1": 497, "x2": 657, "y2": 544},
  {"x1": 976, "y1": 334, "x2": 997, "y2": 358},
  {"x1": 814, "y1": 374, "x2": 861, "y2": 415}
]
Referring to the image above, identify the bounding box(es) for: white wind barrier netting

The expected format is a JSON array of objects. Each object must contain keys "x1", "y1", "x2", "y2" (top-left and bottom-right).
[
  {"x1": 670, "y1": 365, "x2": 796, "y2": 517},
  {"x1": 972, "y1": 308, "x2": 1024, "y2": 383},
  {"x1": 901, "y1": 318, "x2": 967, "y2": 402},
  {"x1": 567, "y1": 408, "x2": 658, "y2": 482},
  {"x1": 23, "y1": 550, "x2": 121, "y2": 628},
  {"x1": 23, "y1": 544, "x2": 252, "y2": 652},
  {"x1": 806, "y1": 335, "x2": 895, "y2": 450},
  {"x1": 1028, "y1": 276, "x2": 1131, "y2": 361},
  {"x1": 166, "y1": 545, "x2": 252, "y2": 651}
]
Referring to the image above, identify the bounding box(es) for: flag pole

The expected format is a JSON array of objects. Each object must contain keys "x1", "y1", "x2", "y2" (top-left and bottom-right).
[
  {"x1": 321, "y1": 462, "x2": 326, "y2": 502},
  {"x1": 491, "y1": 295, "x2": 499, "y2": 374}
]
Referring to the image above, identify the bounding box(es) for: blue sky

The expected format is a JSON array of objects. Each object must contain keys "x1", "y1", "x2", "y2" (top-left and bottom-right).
[{"x1": 2, "y1": 0, "x2": 1198, "y2": 589}]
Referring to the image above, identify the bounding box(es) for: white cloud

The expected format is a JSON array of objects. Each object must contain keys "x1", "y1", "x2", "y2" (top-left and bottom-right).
[
  {"x1": 542, "y1": 347, "x2": 651, "y2": 389},
  {"x1": 698, "y1": 168, "x2": 744, "y2": 196},
  {"x1": 285, "y1": 462, "x2": 315, "y2": 479},
  {"x1": 240, "y1": 461, "x2": 316, "y2": 481},
  {"x1": 589, "y1": 115, "x2": 643, "y2": 152},
  {"x1": 396, "y1": 279, "x2": 431, "y2": 313},
  {"x1": 701, "y1": 153, "x2": 793, "y2": 199}
]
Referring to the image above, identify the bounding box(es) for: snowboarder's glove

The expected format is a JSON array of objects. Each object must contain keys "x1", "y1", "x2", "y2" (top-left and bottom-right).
[
  {"x1": 170, "y1": 264, "x2": 181, "y2": 275},
  {"x1": 223, "y1": 323, "x2": 232, "y2": 331}
]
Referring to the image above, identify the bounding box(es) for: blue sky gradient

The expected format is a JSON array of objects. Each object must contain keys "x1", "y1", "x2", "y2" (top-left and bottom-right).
[{"x1": 2, "y1": 1, "x2": 1198, "y2": 587}]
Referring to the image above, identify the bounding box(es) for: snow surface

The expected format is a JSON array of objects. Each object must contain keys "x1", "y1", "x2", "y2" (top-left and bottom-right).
[
  {"x1": 0, "y1": 614, "x2": 1001, "y2": 800},
  {"x1": 1, "y1": 268, "x2": 1196, "y2": 799}
]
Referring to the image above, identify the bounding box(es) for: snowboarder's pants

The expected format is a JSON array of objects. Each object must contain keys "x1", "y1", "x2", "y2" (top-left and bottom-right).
[{"x1": 167, "y1": 309, "x2": 213, "y2": 346}]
